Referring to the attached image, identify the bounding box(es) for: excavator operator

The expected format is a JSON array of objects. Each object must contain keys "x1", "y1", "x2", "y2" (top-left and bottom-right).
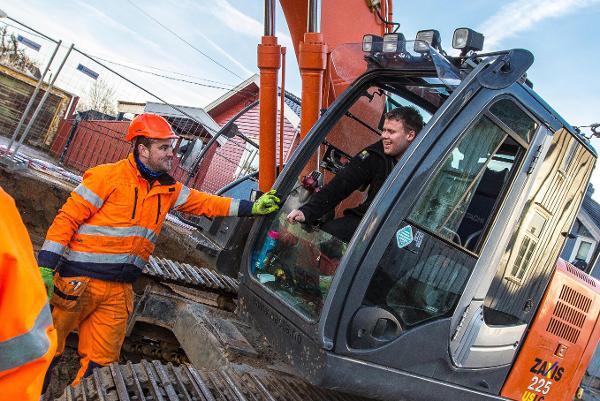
[
  {"x1": 287, "y1": 106, "x2": 424, "y2": 242},
  {"x1": 36, "y1": 113, "x2": 280, "y2": 390}
]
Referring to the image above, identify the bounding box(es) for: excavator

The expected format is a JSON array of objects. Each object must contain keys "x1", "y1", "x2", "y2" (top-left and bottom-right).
[{"x1": 61, "y1": 1, "x2": 599, "y2": 401}]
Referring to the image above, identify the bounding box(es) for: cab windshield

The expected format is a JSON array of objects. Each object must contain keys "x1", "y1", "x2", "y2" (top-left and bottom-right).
[{"x1": 252, "y1": 73, "x2": 451, "y2": 320}]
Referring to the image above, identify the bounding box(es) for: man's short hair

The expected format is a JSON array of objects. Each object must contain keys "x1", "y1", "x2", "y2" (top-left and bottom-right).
[
  {"x1": 133, "y1": 136, "x2": 153, "y2": 158},
  {"x1": 384, "y1": 106, "x2": 424, "y2": 133}
]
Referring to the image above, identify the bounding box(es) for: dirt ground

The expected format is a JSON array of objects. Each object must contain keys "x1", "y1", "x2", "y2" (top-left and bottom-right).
[{"x1": 42, "y1": 344, "x2": 80, "y2": 401}]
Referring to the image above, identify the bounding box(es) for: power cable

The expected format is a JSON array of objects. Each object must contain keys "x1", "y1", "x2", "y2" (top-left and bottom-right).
[
  {"x1": 0, "y1": 21, "x2": 48, "y2": 41},
  {"x1": 88, "y1": 54, "x2": 259, "y2": 96},
  {"x1": 125, "y1": 0, "x2": 242, "y2": 79},
  {"x1": 89, "y1": 54, "x2": 232, "y2": 85},
  {"x1": 374, "y1": 7, "x2": 400, "y2": 33},
  {"x1": 0, "y1": 20, "x2": 252, "y2": 94}
]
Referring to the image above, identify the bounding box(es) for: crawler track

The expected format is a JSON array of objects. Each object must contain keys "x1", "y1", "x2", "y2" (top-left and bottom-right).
[
  {"x1": 56, "y1": 360, "x2": 368, "y2": 401},
  {"x1": 143, "y1": 256, "x2": 239, "y2": 295}
]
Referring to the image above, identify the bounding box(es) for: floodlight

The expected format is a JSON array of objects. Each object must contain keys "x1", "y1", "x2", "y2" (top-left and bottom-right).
[{"x1": 414, "y1": 30, "x2": 441, "y2": 53}]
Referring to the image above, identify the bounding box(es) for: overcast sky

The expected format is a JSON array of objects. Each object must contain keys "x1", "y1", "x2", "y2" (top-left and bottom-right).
[{"x1": 1, "y1": 0, "x2": 599, "y2": 199}]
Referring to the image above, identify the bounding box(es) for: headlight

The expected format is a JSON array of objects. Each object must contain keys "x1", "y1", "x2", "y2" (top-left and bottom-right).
[
  {"x1": 362, "y1": 34, "x2": 383, "y2": 53},
  {"x1": 452, "y1": 28, "x2": 484, "y2": 53},
  {"x1": 382, "y1": 33, "x2": 406, "y2": 53},
  {"x1": 414, "y1": 30, "x2": 441, "y2": 53}
]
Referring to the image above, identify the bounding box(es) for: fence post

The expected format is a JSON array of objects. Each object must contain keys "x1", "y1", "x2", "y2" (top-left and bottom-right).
[
  {"x1": 5, "y1": 40, "x2": 62, "y2": 154},
  {"x1": 13, "y1": 43, "x2": 74, "y2": 155}
]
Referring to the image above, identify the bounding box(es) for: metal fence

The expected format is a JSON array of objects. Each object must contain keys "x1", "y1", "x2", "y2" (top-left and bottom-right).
[
  {"x1": 0, "y1": 18, "x2": 266, "y2": 193},
  {"x1": 0, "y1": 21, "x2": 68, "y2": 154}
]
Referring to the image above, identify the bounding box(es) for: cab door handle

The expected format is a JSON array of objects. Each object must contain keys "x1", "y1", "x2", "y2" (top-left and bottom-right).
[{"x1": 349, "y1": 306, "x2": 403, "y2": 349}]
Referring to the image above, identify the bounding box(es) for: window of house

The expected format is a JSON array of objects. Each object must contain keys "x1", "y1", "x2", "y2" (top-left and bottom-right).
[
  {"x1": 575, "y1": 240, "x2": 593, "y2": 262},
  {"x1": 236, "y1": 142, "x2": 259, "y2": 178}
]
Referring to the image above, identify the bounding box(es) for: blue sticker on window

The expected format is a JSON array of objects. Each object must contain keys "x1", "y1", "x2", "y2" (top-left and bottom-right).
[{"x1": 396, "y1": 225, "x2": 414, "y2": 248}]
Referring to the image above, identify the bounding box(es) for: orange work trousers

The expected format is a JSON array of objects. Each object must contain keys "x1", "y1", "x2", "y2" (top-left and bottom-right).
[{"x1": 50, "y1": 275, "x2": 133, "y2": 386}]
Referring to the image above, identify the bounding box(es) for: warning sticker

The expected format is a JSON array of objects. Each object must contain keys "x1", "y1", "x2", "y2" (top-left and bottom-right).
[{"x1": 396, "y1": 225, "x2": 414, "y2": 248}]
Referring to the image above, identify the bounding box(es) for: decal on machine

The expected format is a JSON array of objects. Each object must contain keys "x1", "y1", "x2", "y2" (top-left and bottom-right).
[
  {"x1": 520, "y1": 358, "x2": 565, "y2": 401},
  {"x1": 396, "y1": 225, "x2": 414, "y2": 249},
  {"x1": 529, "y1": 358, "x2": 564, "y2": 381}
]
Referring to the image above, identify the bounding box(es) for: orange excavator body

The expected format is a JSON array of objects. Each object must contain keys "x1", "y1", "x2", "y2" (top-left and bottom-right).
[{"x1": 501, "y1": 259, "x2": 600, "y2": 401}]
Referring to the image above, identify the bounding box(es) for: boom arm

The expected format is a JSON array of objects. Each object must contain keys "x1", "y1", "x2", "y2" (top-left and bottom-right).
[
  {"x1": 279, "y1": 0, "x2": 391, "y2": 107},
  {"x1": 258, "y1": 0, "x2": 391, "y2": 190}
]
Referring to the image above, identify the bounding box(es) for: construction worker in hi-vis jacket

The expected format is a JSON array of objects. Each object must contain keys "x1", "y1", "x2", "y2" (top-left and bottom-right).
[
  {"x1": 37, "y1": 113, "x2": 280, "y2": 388},
  {"x1": 0, "y1": 186, "x2": 57, "y2": 401}
]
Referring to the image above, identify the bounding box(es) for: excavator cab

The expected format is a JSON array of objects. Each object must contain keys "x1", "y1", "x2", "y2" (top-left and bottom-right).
[{"x1": 239, "y1": 38, "x2": 598, "y2": 401}]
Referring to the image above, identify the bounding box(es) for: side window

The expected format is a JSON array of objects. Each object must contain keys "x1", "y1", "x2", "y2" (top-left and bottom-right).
[
  {"x1": 410, "y1": 116, "x2": 521, "y2": 252},
  {"x1": 362, "y1": 105, "x2": 526, "y2": 332},
  {"x1": 235, "y1": 142, "x2": 259, "y2": 178},
  {"x1": 483, "y1": 130, "x2": 591, "y2": 327}
]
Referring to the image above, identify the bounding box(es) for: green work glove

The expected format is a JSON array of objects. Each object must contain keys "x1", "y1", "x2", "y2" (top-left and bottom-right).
[
  {"x1": 252, "y1": 190, "x2": 281, "y2": 215},
  {"x1": 39, "y1": 266, "x2": 54, "y2": 299}
]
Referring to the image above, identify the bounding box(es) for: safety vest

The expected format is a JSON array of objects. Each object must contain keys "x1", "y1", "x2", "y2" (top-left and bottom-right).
[
  {"x1": 0, "y1": 187, "x2": 57, "y2": 401},
  {"x1": 38, "y1": 154, "x2": 245, "y2": 282}
]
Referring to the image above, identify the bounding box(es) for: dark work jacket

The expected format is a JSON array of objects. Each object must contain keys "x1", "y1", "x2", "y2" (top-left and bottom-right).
[{"x1": 300, "y1": 141, "x2": 396, "y2": 225}]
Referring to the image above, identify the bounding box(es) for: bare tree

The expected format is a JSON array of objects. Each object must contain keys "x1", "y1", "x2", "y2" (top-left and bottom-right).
[{"x1": 78, "y1": 78, "x2": 117, "y2": 116}]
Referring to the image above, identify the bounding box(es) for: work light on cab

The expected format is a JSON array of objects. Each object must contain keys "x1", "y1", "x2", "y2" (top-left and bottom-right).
[
  {"x1": 452, "y1": 27, "x2": 484, "y2": 55},
  {"x1": 362, "y1": 34, "x2": 383, "y2": 53},
  {"x1": 414, "y1": 29, "x2": 441, "y2": 53},
  {"x1": 382, "y1": 33, "x2": 406, "y2": 53}
]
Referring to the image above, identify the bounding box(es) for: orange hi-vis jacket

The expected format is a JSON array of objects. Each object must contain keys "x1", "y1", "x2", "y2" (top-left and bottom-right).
[
  {"x1": 0, "y1": 187, "x2": 57, "y2": 401},
  {"x1": 38, "y1": 154, "x2": 253, "y2": 282}
]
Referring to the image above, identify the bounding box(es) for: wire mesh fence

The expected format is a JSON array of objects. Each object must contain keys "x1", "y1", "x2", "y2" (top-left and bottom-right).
[
  {"x1": 47, "y1": 45, "x2": 262, "y2": 190},
  {"x1": 0, "y1": 21, "x2": 67, "y2": 152},
  {"x1": 0, "y1": 18, "x2": 299, "y2": 194}
]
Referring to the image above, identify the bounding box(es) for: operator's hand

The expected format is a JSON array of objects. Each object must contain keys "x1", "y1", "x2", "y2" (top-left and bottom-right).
[
  {"x1": 252, "y1": 189, "x2": 281, "y2": 215},
  {"x1": 39, "y1": 266, "x2": 54, "y2": 298},
  {"x1": 287, "y1": 209, "x2": 305, "y2": 224}
]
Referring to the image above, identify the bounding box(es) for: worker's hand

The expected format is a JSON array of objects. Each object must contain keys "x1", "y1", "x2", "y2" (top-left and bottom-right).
[
  {"x1": 252, "y1": 190, "x2": 281, "y2": 215},
  {"x1": 39, "y1": 266, "x2": 54, "y2": 298},
  {"x1": 287, "y1": 209, "x2": 305, "y2": 224}
]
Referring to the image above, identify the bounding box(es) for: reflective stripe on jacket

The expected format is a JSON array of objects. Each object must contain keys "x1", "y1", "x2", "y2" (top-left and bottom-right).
[
  {"x1": 38, "y1": 154, "x2": 247, "y2": 282},
  {"x1": 0, "y1": 187, "x2": 57, "y2": 401}
]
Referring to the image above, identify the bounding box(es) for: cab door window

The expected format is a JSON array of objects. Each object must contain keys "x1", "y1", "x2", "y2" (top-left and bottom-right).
[
  {"x1": 251, "y1": 81, "x2": 440, "y2": 320},
  {"x1": 361, "y1": 109, "x2": 525, "y2": 332}
]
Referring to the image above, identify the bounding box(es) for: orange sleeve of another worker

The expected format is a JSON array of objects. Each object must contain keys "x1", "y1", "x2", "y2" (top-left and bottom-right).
[
  {"x1": 0, "y1": 187, "x2": 57, "y2": 401},
  {"x1": 45, "y1": 165, "x2": 113, "y2": 248},
  {"x1": 172, "y1": 185, "x2": 233, "y2": 217}
]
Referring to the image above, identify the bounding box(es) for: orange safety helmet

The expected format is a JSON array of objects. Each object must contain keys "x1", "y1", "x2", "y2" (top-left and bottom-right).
[{"x1": 125, "y1": 113, "x2": 179, "y2": 141}]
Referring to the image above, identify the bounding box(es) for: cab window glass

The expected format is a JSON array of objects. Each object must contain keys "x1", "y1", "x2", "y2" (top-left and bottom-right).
[
  {"x1": 360, "y1": 112, "x2": 525, "y2": 332},
  {"x1": 251, "y1": 80, "x2": 441, "y2": 320},
  {"x1": 490, "y1": 99, "x2": 537, "y2": 143},
  {"x1": 410, "y1": 116, "x2": 521, "y2": 253}
]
